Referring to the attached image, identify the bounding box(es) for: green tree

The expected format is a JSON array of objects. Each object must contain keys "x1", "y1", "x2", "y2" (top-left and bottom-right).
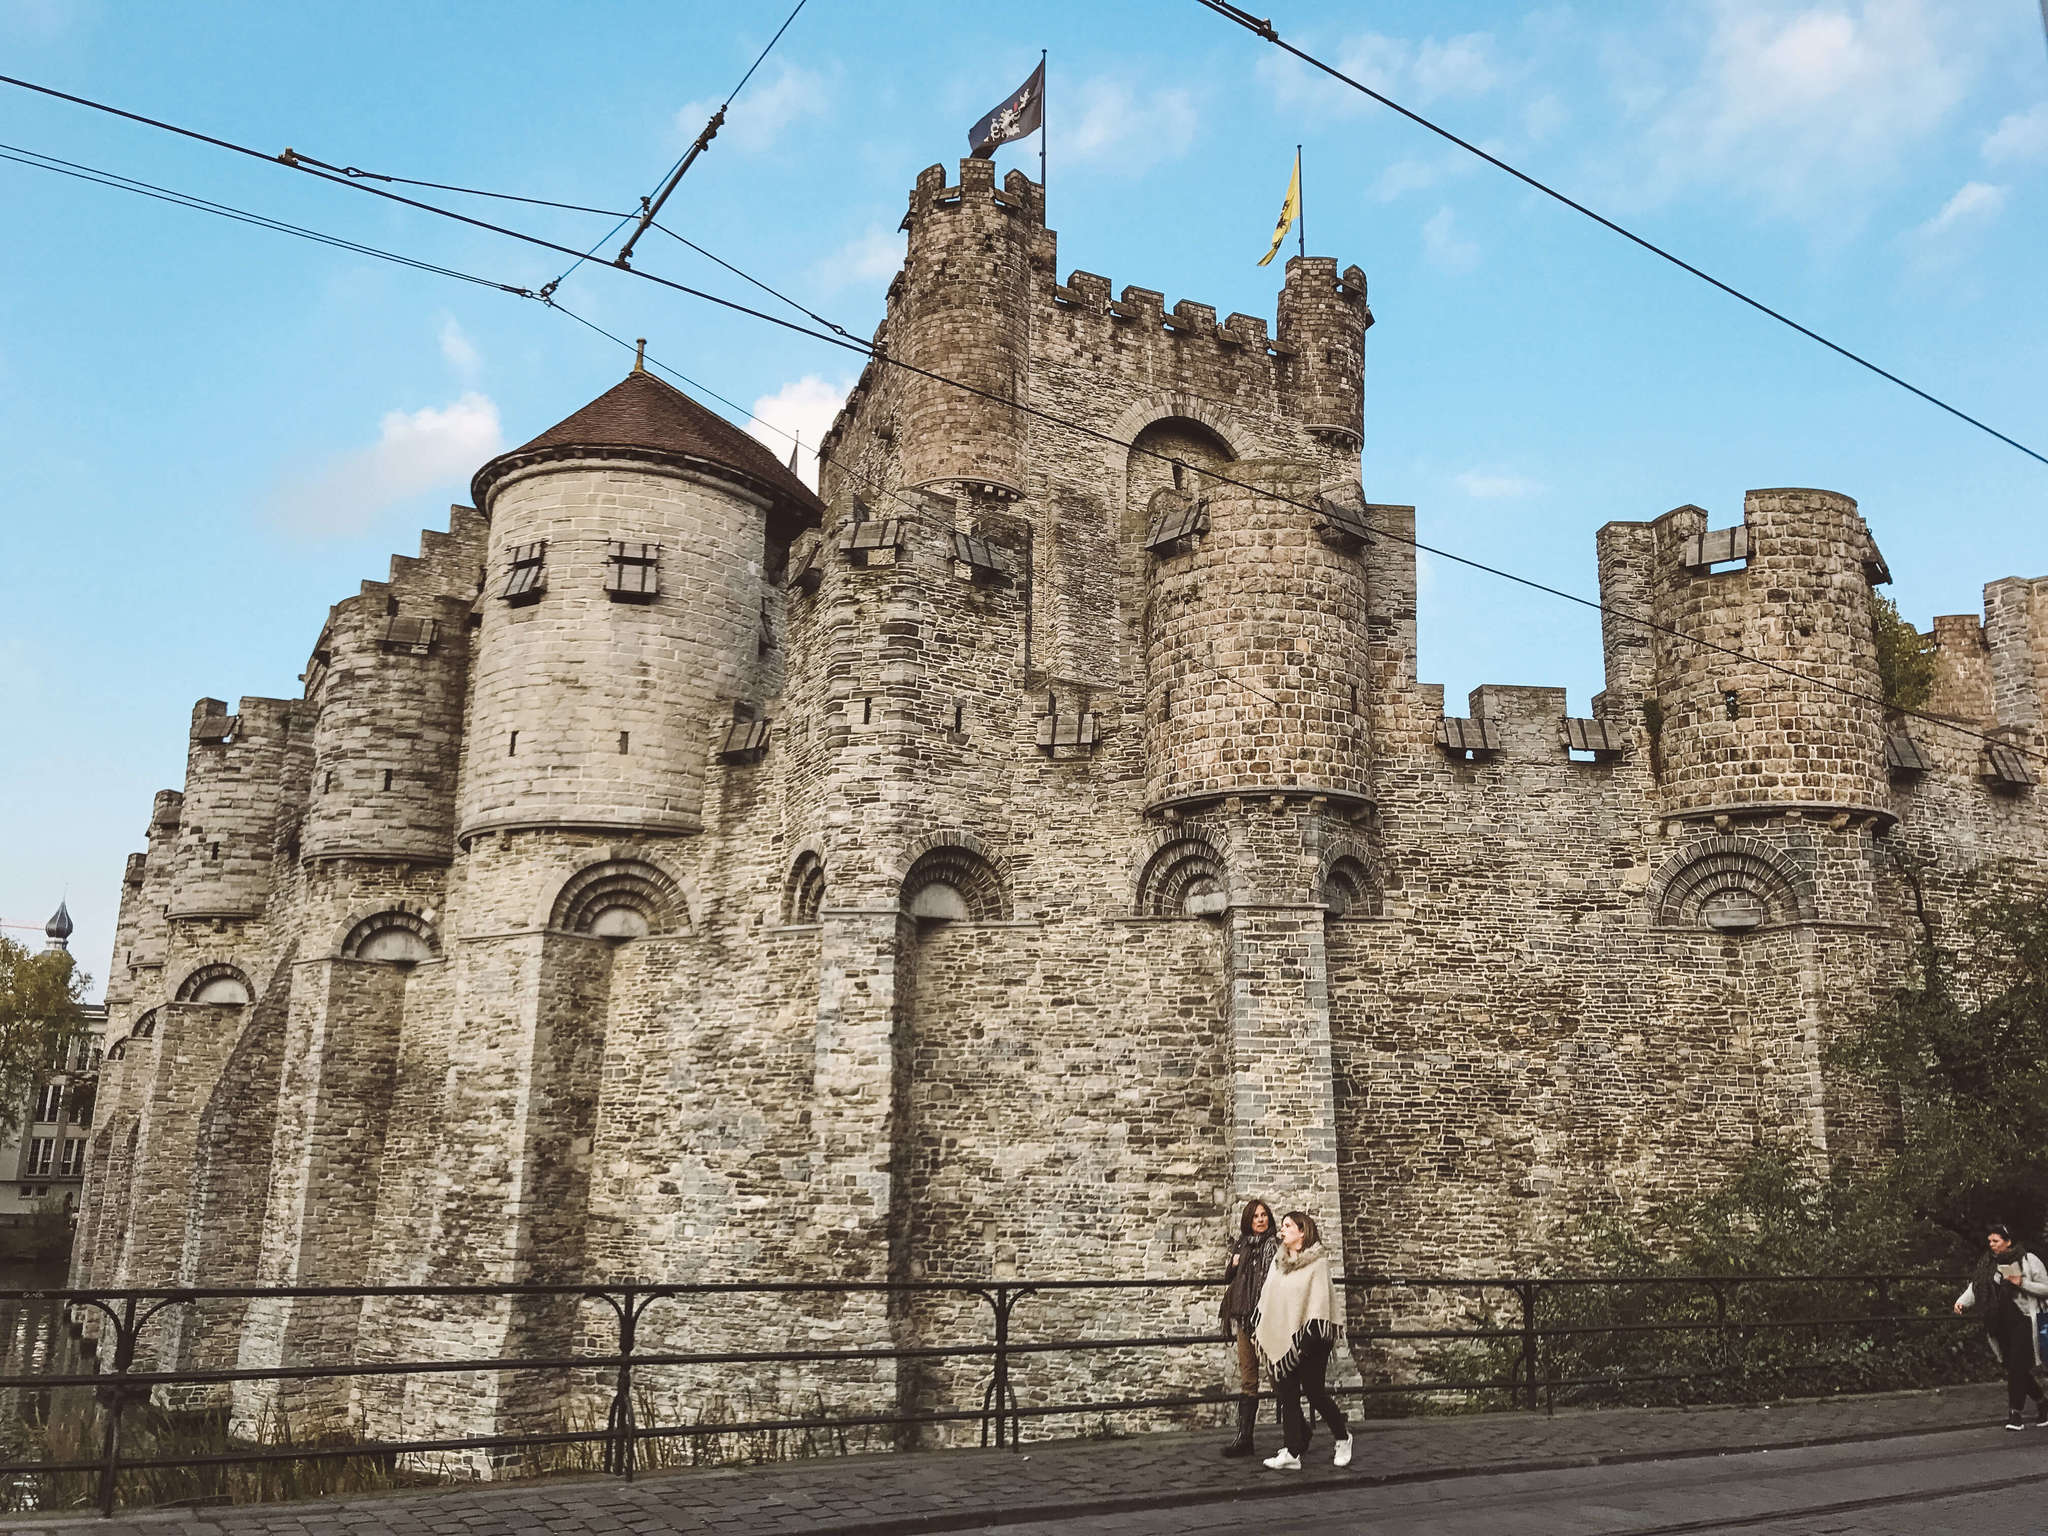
[
  {"x1": 1830, "y1": 863, "x2": 2048, "y2": 1245},
  {"x1": 1870, "y1": 594, "x2": 1938, "y2": 715},
  {"x1": 0, "y1": 935, "x2": 88, "y2": 1143}
]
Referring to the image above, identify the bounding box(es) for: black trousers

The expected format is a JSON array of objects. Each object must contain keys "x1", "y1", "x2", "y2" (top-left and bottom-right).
[
  {"x1": 1275, "y1": 1335, "x2": 1348, "y2": 1456},
  {"x1": 1995, "y1": 1313, "x2": 2046, "y2": 1417}
]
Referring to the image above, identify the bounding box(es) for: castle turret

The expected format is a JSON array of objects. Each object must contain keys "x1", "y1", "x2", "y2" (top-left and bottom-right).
[
  {"x1": 1143, "y1": 460, "x2": 1373, "y2": 811},
  {"x1": 1275, "y1": 256, "x2": 1371, "y2": 449},
  {"x1": 169, "y1": 698, "x2": 294, "y2": 919},
  {"x1": 891, "y1": 158, "x2": 1038, "y2": 497},
  {"x1": 459, "y1": 368, "x2": 823, "y2": 839},
  {"x1": 302, "y1": 510, "x2": 482, "y2": 862},
  {"x1": 1637, "y1": 489, "x2": 1889, "y2": 819}
]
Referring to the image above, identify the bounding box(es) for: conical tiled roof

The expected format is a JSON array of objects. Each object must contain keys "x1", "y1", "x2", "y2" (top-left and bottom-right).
[{"x1": 471, "y1": 369, "x2": 824, "y2": 532}]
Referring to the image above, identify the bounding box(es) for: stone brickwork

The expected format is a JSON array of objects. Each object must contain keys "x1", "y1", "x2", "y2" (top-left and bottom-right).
[{"x1": 76, "y1": 157, "x2": 2048, "y2": 1461}]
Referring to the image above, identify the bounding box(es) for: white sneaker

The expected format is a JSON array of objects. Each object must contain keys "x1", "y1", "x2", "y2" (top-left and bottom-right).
[
  {"x1": 1263, "y1": 1449, "x2": 1301, "y2": 1471},
  {"x1": 1333, "y1": 1434, "x2": 1354, "y2": 1468}
]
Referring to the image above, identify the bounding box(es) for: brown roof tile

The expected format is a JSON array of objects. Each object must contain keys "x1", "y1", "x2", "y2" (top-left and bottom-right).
[{"x1": 470, "y1": 369, "x2": 824, "y2": 530}]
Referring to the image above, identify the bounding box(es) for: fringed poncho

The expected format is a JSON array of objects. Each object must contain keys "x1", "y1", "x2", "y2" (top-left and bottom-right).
[{"x1": 1252, "y1": 1240, "x2": 1339, "y2": 1382}]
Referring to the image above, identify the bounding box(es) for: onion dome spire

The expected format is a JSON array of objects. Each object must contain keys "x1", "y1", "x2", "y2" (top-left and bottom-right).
[{"x1": 44, "y1": 900, "x2": 73, "y2": 950}]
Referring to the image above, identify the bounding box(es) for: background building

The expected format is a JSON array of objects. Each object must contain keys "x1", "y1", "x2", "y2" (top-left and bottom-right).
[{"x1": 0, "y1": 904, "x2": 105, "y2": 1220}]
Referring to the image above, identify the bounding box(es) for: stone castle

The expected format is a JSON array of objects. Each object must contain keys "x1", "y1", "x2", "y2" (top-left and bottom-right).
[{"x1": 75, "y1": 157, "x2": 2048, "y2": 1444}]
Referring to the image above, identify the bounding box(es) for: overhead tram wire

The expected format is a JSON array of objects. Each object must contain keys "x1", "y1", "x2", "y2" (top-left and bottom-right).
[
  {"x1": 0, "y1": 141, "x2": 530, "y2": 294},
  {"x1": 3, "y1": 87, "x2": 2039, "y2": 772},
  {"x1": 1190, "y1": 0, "x2": 2048, "y2": 473},
  {"x1": 611, "y1": 0, "x2": 812, "y2": 271}
]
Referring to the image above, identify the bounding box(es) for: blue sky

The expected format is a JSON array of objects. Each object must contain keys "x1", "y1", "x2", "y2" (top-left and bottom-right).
[{"x1": 2, "y1": 0, "x2": 2044, "y2": 993}]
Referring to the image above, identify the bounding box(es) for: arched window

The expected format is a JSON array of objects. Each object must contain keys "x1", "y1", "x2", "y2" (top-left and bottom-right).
[
  {"x1": 901, "y1": 844, "x2": 1006, "y2": 924},
  {"x1": 785, "y1": 851, "x2": 826, "y2": 925},
  {"x1": 552, "y1": 858, "x2": 687, "y2": 942},
  {"x1": 176, "y1": 964, "x2": 252, "y2": 1006},
  {"x1": 1322, "y1": 855, "x2": 1381, "y2": 919},
  {"x1": 1650, "y1": 837, "x2": 1816, "y2": 931},
  {"x1": 1136, "y1": 837, "x2": 1228, "y2": 917},
  {"x1": 340, "y1": 910, "x2": 439, "y2": 966}
]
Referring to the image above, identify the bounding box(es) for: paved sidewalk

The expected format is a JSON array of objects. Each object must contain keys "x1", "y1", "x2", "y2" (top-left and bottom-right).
[{"x1": 0, "y1": 1382, "x2": 2012, "y2": 1535}]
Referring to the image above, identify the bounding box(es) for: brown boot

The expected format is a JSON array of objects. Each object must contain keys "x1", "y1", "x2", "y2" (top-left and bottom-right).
[{"x1": 1220, "y1": 1394, "x2": 1256, "y2": 1457}]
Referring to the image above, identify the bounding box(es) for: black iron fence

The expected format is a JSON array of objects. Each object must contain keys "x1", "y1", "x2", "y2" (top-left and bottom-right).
[{"x1": 0, "y1": 1271, "x2": 1985, "y2": 1517}]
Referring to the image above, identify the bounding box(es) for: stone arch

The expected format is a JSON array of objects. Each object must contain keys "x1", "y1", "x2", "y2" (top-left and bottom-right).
[
  {"x1": 899, "y1": 834, "x2": 1008, "y2": 922},
  {"x1": 785, "y1": 850, "x2": 826, "y2": 925},
  {"x1": 550, "y1": 857, "x2": 690, "y2": 940},
  {"x1": 1106, "y1": 393, "x2": 1250, "y2": 463},
  {"x1": 130, "y1": 1008, "x2": 158, "y2": 1039},
  {"x1": 1320, "y1": 851, "x2": 1383, "y2": 919},
  {"x1": 1649, "y1": 836, "x2": 1817, "y2": 931},
  {"x1": 1135, "y1": 834, "x2": 1229, "y2": 917},
  {"x1": 338, "y1": 908, "x2": 440, "y2": 965},
  {"x1": 175, "y1": 963, "x2": 253, "y2": 1006}
]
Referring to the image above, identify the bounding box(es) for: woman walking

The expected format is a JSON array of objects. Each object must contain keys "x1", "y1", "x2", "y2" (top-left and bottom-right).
[
  {"x1": 1252, "y1": 1211, "x2": 1353, "y2": 1470},
  {"x1": 1954, "y1": 1222, "x2": 2048, "y2": 1429},
  {"x1": 1219, "y1": 1199, "x2": 1279, "y2": 1457}
]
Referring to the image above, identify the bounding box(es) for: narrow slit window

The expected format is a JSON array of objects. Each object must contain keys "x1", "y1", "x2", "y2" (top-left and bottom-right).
[
  {"x1": 502, "y1": 541, "x2": 548, "y2": 604},
  {"x1": 619, "y1": 731, "x2": 630, "y2": 754},
  {"x1": 605, "y1": 541, "x2": 660, "y2": 602},
  {"x1": 382, "y1": 769, "x2": 394, "y2": 791},
  {"x1": 508, "y1": 731, "x2": 519, "y2": 757}
]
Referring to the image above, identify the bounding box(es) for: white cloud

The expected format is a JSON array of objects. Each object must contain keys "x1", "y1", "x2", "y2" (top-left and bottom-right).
[
  {"x1": 437, "y1": 316, "x2": 480, "y2": 380},
  {"x1": 1455, "y1": 470, "x2": 1542, "y2": 499},
  {"x1": 1915, "y1": 179, "x2": 2007, "y2": 238},
  {"x1": 1522, "y1": 93, "x2": 1568, "y2": 143},
  {"x1": 1256, "y1": 28, "x2": 1501, "y2": 115},
  {"x1": 678, "y1": 62, "x2": 829, "y2": 156},
  {"x1": 746, "y1": 375, "x2": 852, "y2": 493},
  {"x1": 0, "y1": 0, "x2": 88, "y2": 39},
  {"x1": 1983, "y1": 102, "x2": 2048, "y2": 166},
  {"x1": 1412, "y1": 33, "x2": 1499, "y2": 99},
  {"x1": 1055, "y1": 78, "x2": 1198, "y2": 172},
  {"x1": 813, "y1": 224, "x2": 904, "y2": 294},
  {"x1": 1611, "y1": 0, "x2": 1982, "y2": 219},
  {"x1": 1421, "y1": 207, "x2": 1479, "y2": 272},
  {"x1": 274, "y1": 393, "x2": 502, "y2": 537}
]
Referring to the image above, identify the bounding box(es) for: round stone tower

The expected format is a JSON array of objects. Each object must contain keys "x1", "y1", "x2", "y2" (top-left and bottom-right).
[
  {"x1": 459, "y1": 368, "x2": 823, "y2": 840},
  {"x1": 1650, "y1": 488, "x2": 1889, "y2": 819},
  {"x1": 302, "y1": 583, "x2": 470, "y2": 862},
  {"x1": 1275, "y1": 256, "x2": 1371, "y2": 448},
  {"x1": 892, "y1": 157, "x2": 1035, "y2": 496},
  {"x1": 1143, "y1": 460, "x2": 1373, "y2": 811}
]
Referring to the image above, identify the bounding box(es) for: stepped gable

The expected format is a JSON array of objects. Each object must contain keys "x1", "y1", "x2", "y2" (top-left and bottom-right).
[{"x1": 470, "y1": 368, "x2": 824, "y2": 532}]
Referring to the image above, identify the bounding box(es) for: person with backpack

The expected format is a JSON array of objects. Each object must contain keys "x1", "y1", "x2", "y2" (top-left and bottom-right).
[
  {"x1": 1253, "y1": 1210, "x2": 1353, "y2": 1470},
  {"x1": 1953, "y1": 1222, "x2": 2048, "y2": 1429},
  {"x1": 1218, "y1": 1199, "x2": 1279, "y2": 1458}
]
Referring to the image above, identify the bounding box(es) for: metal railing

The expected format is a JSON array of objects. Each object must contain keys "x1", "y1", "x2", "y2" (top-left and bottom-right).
[{"x1": 0, "y1": 1271, "x2": 1982, "y2": 1517}]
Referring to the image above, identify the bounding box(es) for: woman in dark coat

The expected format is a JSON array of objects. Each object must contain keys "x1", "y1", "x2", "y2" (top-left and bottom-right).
[
  {"x1": 1954, "y1": 1222, "x2": 2048, "y2": 1429},
  {"x1": 1218, "y1": 1198, "x2": 1278, "y2": 1457}
]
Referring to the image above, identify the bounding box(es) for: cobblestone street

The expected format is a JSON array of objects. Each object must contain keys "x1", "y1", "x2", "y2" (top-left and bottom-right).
[{"x1": 0, "y1": 1384, "x2": 2019, "y2": 1535}]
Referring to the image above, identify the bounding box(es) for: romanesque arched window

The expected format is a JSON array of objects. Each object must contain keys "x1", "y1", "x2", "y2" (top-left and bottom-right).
[
  {"x1": 1321, "y1": 854, "x2": 1381, "y2": 919},
  {"x1": 901, "y1": 842, "x2": 1007, "y2": 923},
  {"x1": 340, "y1": 909, "x2": 440, "y2": 966},
  {"x1": 551, "y1": 858, "x2": 688, "y2": 941},
  {"x1": 175, "y1": 964, "x2": 252, "y2": 1006},
  {"x1": 1136, "y1": 836, "x2": 1228, "y2": 917},
  {"x1": 1649, "y1": 836, "x2": 1816, "y2": 932},
  {"x1": 785, "y1": 851, "x2": 826, "y2": 925}
]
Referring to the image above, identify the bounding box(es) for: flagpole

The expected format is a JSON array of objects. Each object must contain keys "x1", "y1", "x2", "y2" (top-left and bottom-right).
[
  {"x1": 1040, "y1": 49, "x2": 1049, "y2": 211},
  {"x1": 1296, "y1": 144, "x2": 1305, "y2": 259}
]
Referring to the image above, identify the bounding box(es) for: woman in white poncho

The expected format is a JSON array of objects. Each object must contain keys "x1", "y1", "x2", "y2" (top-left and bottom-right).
[{"x1": 1250, "y1": 1210, "x2": 1354, "y2": 1471}]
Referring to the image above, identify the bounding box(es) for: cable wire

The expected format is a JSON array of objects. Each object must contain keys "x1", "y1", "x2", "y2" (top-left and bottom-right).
[
  {"x1": 0, "y1": 141, "x2": 530, "y2": 294},
  {"x1": 1189, "y1": 0, "x2": 2048, "y2": 472},
  {"x1": 3, "y1": 78, "x2": 2037, "y2": 767}
]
